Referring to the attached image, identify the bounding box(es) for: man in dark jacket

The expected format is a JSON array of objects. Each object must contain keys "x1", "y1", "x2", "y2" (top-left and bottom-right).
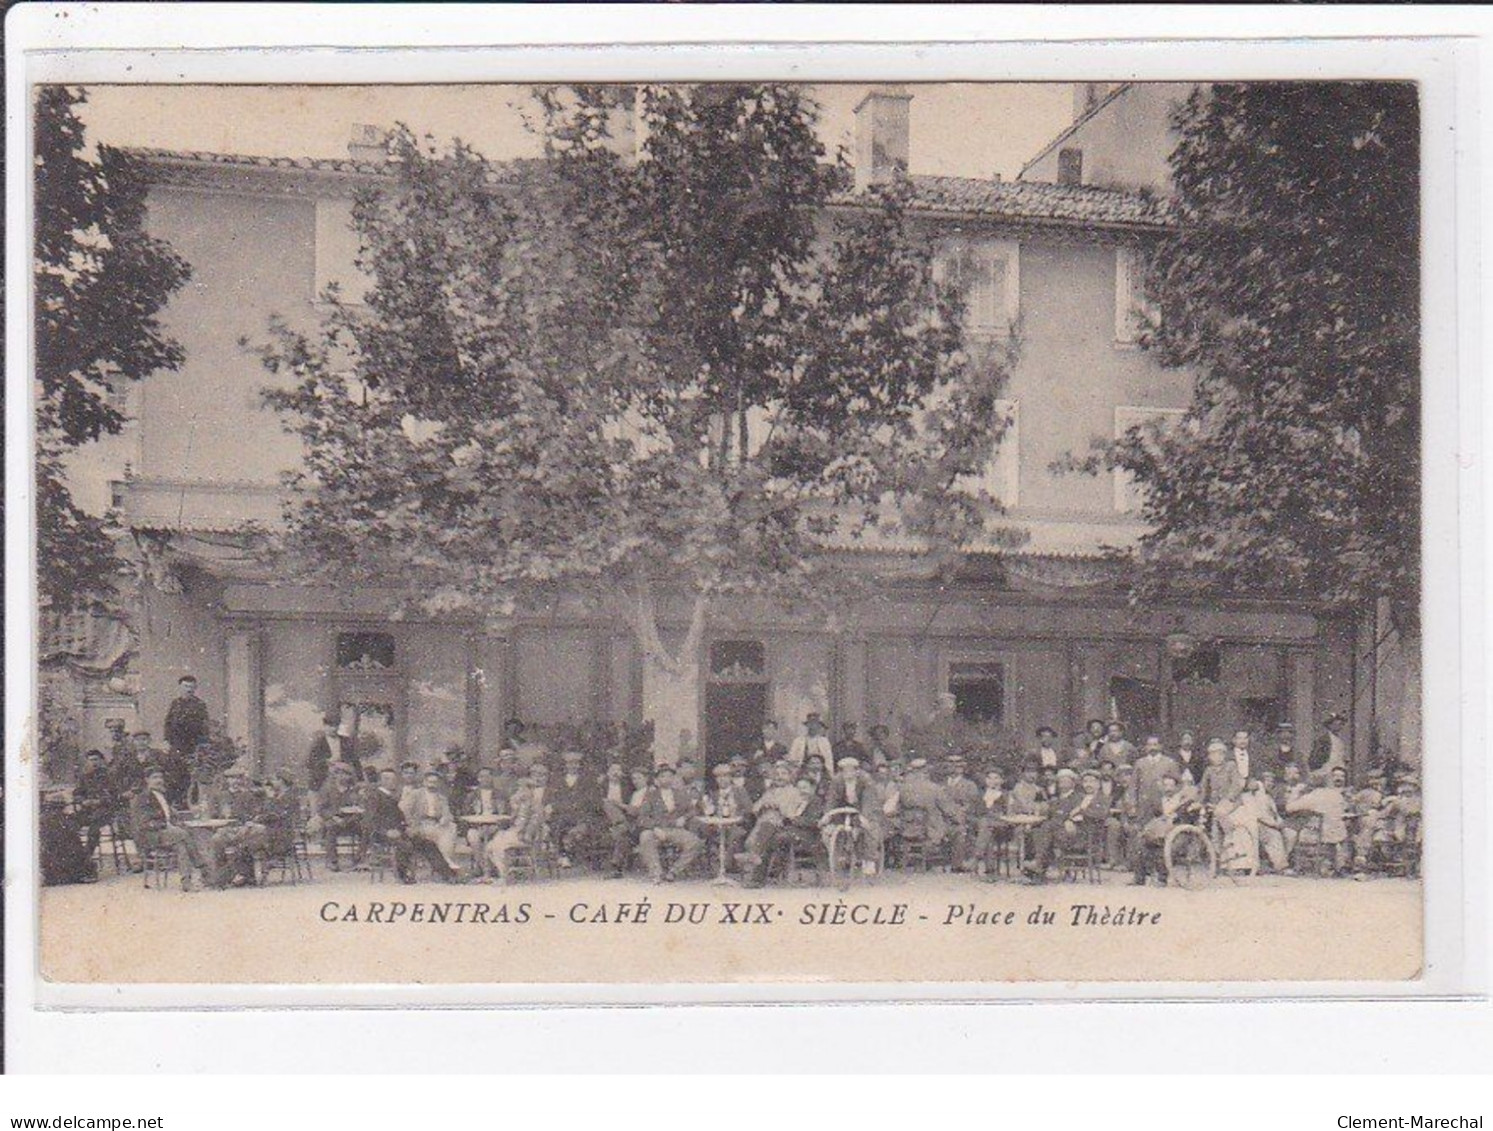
[
  {"x1": 163, "y1": 675, "x2": 210, "y2": 762},
  {"x1": 362, "y1": 768, "x2": 415, "y2": 883}
]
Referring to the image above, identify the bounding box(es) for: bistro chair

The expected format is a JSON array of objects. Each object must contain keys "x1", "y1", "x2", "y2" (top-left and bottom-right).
[{"x1": 141, "y1": 844, "x2": 177, "y2": 890}]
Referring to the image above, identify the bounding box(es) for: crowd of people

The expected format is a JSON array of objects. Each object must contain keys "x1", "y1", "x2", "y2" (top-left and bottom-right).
[{"x1": 41, "y1": 678, "x2": 1422, "y2": 892}]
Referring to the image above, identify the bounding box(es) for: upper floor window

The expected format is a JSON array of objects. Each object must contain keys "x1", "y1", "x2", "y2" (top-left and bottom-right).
[
  {"x1": 1113, "y1": 405, "x2": 1186, "y2": 513},
  {"x1": 314, "y1": 198, "x2": 372, "y2": 305},
  {"x1": 1114, "y1": 246, "x2": 1159, "y2": 345},
  {"x1": 336, "y1": 631, "x2": 396, "y2": 672},
  {"x1": 937, "y1": 239, "x2": 1020, "y2": 336}
]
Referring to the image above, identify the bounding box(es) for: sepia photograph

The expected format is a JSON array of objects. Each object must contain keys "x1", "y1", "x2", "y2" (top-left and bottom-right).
[{"x1": 27, "y1": 74, "x2": 1427, "y2": 989}]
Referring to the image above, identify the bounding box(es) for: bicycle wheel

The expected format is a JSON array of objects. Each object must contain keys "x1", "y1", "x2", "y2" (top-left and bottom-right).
[
  {"x1": 827, "y1": 826, "x2": 857, "y2": 892},
  {"x1": 1163, "y1": 825, "x2": 1217, "y2": 889}
]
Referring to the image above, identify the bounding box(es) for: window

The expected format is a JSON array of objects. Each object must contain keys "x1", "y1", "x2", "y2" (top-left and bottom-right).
[
  {"x1": 336, "y1": 631, "x2": 396, "y2": 671},
  {"x1": 948, "y1": 661, "x2": 1006, "y2": 724},
  {"x1": 709, "y1": 640, "x2": 767, "y2": 682},
  {"x1": 1115, "y1": 246, "x2": 1159, "y2": 344},
  {"x1": 1057, "y1": 148, "x2": 1084, "y2": 185},
  {"x1": 1171, "y1": 645, "x2": 1221, "y2": 686},
  {"x1": 1113, "y1": 405, "x2": 1186, "y2": 513},
  {"x1": 314, "y1": 198, "x2": 372, "y2": 304},
  {"x1": 937, "y1": 239, "x2": 1019, "y2": 335}
]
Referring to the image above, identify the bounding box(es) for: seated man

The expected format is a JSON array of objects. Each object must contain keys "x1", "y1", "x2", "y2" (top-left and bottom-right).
[
  {"x1": 968, "y1": 766, "x2": 1012, "y2": 877},
  {"x1": 635, "y1": 765, "x2": 703, "y2": 884},
  {"x1": 1025, "y1": 767, "x2": 1105, "y2": 882},
  {"x1": 1254, "y1": 769, "x2": 1289, "y2": 877},
  {"x1": 129, "y1": 767, "x2": 203, "y2": 891},
  {"x1": 362, "y1": 768, "x2": 416, "y2": 883},
  {"x1": 894, "y1": 758, "x2": 962, "y2": 857},
  {"x1": 463, "y1": 766, "x2": 507, "y2": 879},
  {"x1": 72, "y1": 749, "x2": 116, "y2": 860},
  {"x1": 599, "y1": 761, "x2": 637, "y2": 879},
  {"x1": 1371, "y1": 775, "x2": 1421, "y2": 867},
  {"x1": 485, "y1": 766, "x2": 548, "y2": 882},
  {"x1": 206, "y1": 769, "x2": 270, "y2": 887},
  {"x1": 1285, "y1": 765, "x2": 1354, "y2": 873},
  {"x1": 317, "y1": 761, "x2": 367, "y2": 871},
  {"x1": 740, "y1": 761, "x2": 807, "y2": 867},
  {"x1": 548, "y1": 749, "x2": 599, "y2": 869},
  {"x1": 1133, "y1": 772, "x2": 1199, "y2": 886},
  {"x1": 747, "y1": 777, "x2": 825, "y2": 888},
  {"x1": 260, "y1": 772, "x2": 304, "y2": 864},
  {"x1": 399, "y1": 770, "x2": 460, "y2": 881},
  {"x1": 820, "y1": 756, "x2": 883, "y2": 876},
  {"x1": 698, "y1": 762, "x2": 752, "y2": 870}
]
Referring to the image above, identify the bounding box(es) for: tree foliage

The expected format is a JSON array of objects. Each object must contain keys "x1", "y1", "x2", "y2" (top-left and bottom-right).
[
  {"x1": 263, "y1": 84, "x2": 1014, "y2": 673},
  {"x1": 33, "y1": 86, "x2": 191, "y2": 610},
  {"x1": 1081, "y1": 83, "x2": 1419, "y2": 638}
]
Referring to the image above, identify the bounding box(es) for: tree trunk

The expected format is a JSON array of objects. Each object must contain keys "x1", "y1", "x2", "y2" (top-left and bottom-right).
[{"x1": 627, "y1": 577, "x2": 709, "y2": 764}]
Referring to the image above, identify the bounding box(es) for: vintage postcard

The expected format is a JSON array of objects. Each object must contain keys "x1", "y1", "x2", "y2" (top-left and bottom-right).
[{"x1": 21, "y1": 70, "x2": 1440, "y2": 994}]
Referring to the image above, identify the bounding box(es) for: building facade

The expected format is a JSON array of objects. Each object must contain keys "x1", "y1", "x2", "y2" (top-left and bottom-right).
[{"x1": 70, "y1": 85, "x2": 1372, "y2": 775}]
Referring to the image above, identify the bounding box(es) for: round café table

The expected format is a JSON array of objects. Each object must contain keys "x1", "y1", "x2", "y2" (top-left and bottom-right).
[
  {"x1": 697, "y1": 815, "x2": 744, "y2": 885},
  {"x1": 457, "y1": 813, "x2": 509, "y2": 879}
]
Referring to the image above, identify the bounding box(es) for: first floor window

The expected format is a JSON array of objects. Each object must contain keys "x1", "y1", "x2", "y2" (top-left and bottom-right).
[{"x1": 948, "y1": 661, "x2": 1006, "y2": 724}]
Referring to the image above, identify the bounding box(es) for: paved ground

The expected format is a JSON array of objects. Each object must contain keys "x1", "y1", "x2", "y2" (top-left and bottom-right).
[{"x1": 39, "y1": 862, "x2": 1422, "y2": 986}]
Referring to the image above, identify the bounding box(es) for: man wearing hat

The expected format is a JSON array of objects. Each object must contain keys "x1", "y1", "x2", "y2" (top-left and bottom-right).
[
  {"x1": 1026, "y1": 767, "x2": 1104, "y2": 881},
  {"x1": 894, "y1": 758, "x2": 961, "y2": 855},
  {"x1": 548, "y1": 750, "x2": 598, "y2": 869},
  {"x1": 1267, "y1": 724, "x2": 1302, "y2": 778},
  {"x1": 1131, "y1": 736, "x2": 1181, "y2": 834},
  {"x1": 164, "y1": 674, "x2": 211, "y2": 769},
  {"x1": 821, "y1": 756, "x2": 884, "y2": 875},
  {"x1": 635, "y1": 765, "x2": 703, "y2": 883},
  {"x1": 699, "y1": 763, "x2": 752, "y2": 869},
  {"x1": 306, "y1": 712, "x2": 345, "y2": 792},
  {"x1": 942, "y1": 755, "x2": 980, "y2": 870},
  {"x1": 1310, "y1": 712, "x2": 1350, "y2": 776},
  {"x1": 205, "y1": 769, "x2": 269, "y2": 887},
  {"x1": 129, "y1": 766, "x2": 204, "y2": 891},
  {"x1": 317, "y1": 761, "x2": 366, "y2": 871},
  {"x1": 834, "y1": 722, "x2": 869, "y2": 766},
  {"x1": 1033, "y1": 726, "x2": 1062, "y2": 771},
  {"x1": 788, "y1": 712, "x2": 833, "y2": 769}
]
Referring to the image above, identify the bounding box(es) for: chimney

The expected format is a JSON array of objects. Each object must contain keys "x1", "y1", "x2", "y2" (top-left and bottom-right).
[
  {"x1": 1072, "y1": 82, "x2": 1107, "y2": 122},
  {"x1": 1057, "y1": 147, "x2": 1084, "y2": 186},
  {"x1": 853, "y1": 85, "x2": 913, "y2": 192},
  {"x1": 347, "y1": 124, "x2": 389, "y2": 164}
]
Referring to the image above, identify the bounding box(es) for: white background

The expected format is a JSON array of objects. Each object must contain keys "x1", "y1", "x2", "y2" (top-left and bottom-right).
[{"x1": 4, "y1": 3, "x2": 1491, "y2": 1087}]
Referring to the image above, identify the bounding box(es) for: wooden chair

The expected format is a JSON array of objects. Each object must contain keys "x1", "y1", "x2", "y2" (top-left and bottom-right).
[
  {"x1": 97, "y1": 819, "x2": 134, "y2": 875},
  {"x1": 260, "y1": 833, "x2": 312, "y2": 885},
  {"x1": 1056, "y1": 830, "x2": 1103, "y2": 884},
  {"x1": 1290, "y1": 814, "x2": 1337, "y2": 877},
  {"x1": 363, "y1": 836, "x2": 400, "y2": 883},
  {"x1": 141, "y1": 844, "x2": 177, "y2": 890}
]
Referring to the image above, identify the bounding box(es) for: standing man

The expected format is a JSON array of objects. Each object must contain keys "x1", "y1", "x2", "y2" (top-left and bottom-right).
[
  {"x1": 834, "y1": 722, "x2": 868, "y2": 766},
  {"x1": 163, "y1": 674, "x2": 211, "y2": 780},
  {"x1": 306, "y1": 712, "x2": 345, "y2": 792},
  {"x1": 1174, "y1": 730, "x2": 1201, "y2": 784},
  {"x1": 1230, "y1": 730, "x2": 1253, "y2": 782},
  {"x1": 1310, "y1": 713, "x2": 1350, "y2": 777},
  {"x1": 1033, "y1": 726, "x2": 1063, "y2": 771},
  {"x1": 1100, "y1": 721, "x2": 1138, "y2": 767},
  {"x1": 464, "y1": 766, "x2": 506, "y2": 879},
  {"x1": 1269, "y1": 724, "x2": 1303, "y2": 778},
  {"x1": 1131, "y1": 736, "x2": 1181, "y2": 831},
  {"x1": 788, "y1": 713, "x2": 833, "y2": 769}
]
